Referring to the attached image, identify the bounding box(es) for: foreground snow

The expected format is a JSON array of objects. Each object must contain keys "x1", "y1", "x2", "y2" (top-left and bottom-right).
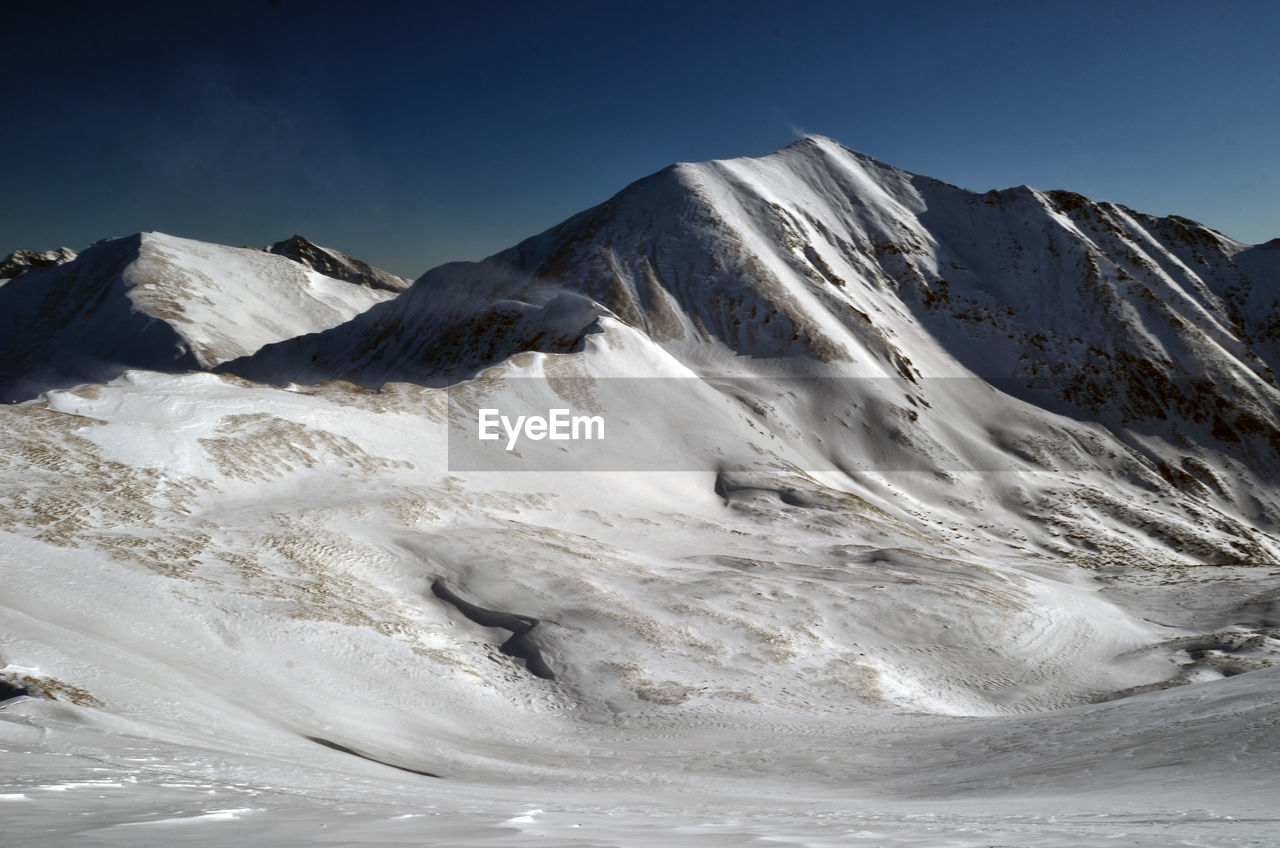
[
  {"x1": 4, "y1": 676, "x2": 1278, "y2": 846},
  {"x1": 3, "y1": 361, "x2": 1278, "y2": 845}
]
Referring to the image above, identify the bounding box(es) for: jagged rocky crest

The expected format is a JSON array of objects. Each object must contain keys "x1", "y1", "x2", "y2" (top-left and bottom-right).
[
  {"x1": 0, "y1": 232, "x2": 403, "y2": 402},
  {"x1": 266, "y1": 234, "x2": 411, "y2": 293},
  {"x1": 0, "y1": 246, "x2": 76, "y2": 280}
]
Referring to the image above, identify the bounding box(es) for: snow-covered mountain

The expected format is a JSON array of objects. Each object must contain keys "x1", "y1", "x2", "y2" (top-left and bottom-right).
[
  {"x1": 0, "y1": 232, "x2": 403, "y2": 402},
  {"x1": 3, "y1": 139, "x2": 1279, "y2": 845},
  {"x1": 234, "y1": 137, "x2": 1280, "y2": 455},
  {"x1": 227, "y1": 136, "x2": 1280, "y2": 564},
  {"x1": 0, "y1": 246, "x2": 76, "y2": 281}
]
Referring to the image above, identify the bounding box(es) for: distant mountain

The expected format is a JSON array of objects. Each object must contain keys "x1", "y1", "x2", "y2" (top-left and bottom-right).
[
  {"x1": 0, "y1": 232, "x2": 402, "y2": 402},
  {"x1": 265, "y1": 234, "x2": 411, "y2": 294},
  {"x1": 0, "y1": 246, "x2": 76, "y2": 281}
]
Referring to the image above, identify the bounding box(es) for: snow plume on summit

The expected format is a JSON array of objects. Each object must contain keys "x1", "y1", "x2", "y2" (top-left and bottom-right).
[{"x1": 3, "y1": 138, "x2": 1280, "y2": 845}]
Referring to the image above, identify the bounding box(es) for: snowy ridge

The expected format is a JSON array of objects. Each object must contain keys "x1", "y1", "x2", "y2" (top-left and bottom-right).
[
  {"x1": 224, "y1": 137, "x2": 1280, "y2": 565},
  {"x1": 0, "y1": 246, "x2": 75, "y2": 281},
  {"x1": 233, "y1": 137, "x2": 1280, "y2": 440},
  {"x1": 0, "y1": 232, "x2": 401, "y2": 402}
]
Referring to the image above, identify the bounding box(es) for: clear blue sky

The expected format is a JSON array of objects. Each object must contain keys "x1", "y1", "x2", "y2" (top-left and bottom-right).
[{"x1": 3, "y1": 0, "x2": 1277, "y2": 278}]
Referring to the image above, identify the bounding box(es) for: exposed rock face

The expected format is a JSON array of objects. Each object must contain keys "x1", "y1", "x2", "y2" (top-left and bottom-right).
[
  {"x1": 266, "y1": 234, "x2": 411, "y2": 293},
  {"x1": 0, "y1": 246, "x2": 76, "y2": 280}
]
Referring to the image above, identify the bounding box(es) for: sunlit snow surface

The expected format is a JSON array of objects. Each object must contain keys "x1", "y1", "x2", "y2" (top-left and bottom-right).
[
  {"x1": 4, "y1": 357, "x2": 1278, "y2": 845},
  {"x1": 4, "y1": 139, "x2": 1280, "y2": 845}
]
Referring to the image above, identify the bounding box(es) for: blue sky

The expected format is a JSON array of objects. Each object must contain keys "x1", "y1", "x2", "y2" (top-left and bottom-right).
[{"x1": 3, "y1": 0, "x2": 1277, "y2": 277}]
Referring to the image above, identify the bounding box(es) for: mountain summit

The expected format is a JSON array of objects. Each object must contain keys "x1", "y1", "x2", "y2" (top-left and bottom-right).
[
  {"x1": 0, "y1": 246, "x2": 76, "y2": 281},
  {"x1": 212, "y1": 137, "x2": 1280, "y2": 566},
  {"x1": 0, "y1": 232, "x2": 404, "y2": 402},
  {"x1": 265, "y1": 234, "x2": 411, "y2": 294}
]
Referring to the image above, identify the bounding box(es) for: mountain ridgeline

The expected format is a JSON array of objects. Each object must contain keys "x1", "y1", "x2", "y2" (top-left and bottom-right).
[
  {"x1": 222, "y1": 137, "x2": 1280, "y2": 463},
  {"x1": 6, "y1": 138, "x2": 1280, "y2": 476}
]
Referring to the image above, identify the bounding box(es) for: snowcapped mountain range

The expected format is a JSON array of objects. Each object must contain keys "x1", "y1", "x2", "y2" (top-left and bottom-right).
[{"x1": 2, "y1": 137, "x2": 1278, "y2": 845}]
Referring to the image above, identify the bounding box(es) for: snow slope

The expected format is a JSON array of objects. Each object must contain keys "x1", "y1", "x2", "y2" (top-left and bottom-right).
[
  {"x1": 0, "y1": 232, "x2": 402, "y2": 402},
  {"x1": 3, "y1": 138, "x2": 1280, "y2": 845}
]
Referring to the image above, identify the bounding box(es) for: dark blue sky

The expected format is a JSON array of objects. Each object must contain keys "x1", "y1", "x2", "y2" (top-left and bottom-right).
[{"x1": 3, "y1": 0, "x2": 1277, "y2": 277}]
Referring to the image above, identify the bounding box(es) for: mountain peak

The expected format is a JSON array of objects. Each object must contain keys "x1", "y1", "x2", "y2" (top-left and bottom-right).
[
  {"x1": 781, "y1": 133, "x2": 844, "y2": 151},
  {"x1": 0, "y1": 232, "x2": 402, "y2": 402},
  {"x1": 771, "y1": 134, "x2": 906, "y2": 173},
  {"x1": 0, "y1": 246, "x2": 76, "y2": 281},
  {"x1": 266, "y1": 234, "x2": 410, "y2": 293},
  {"x1": 226, "y1": 134, "x2": 1280, "y2": 472}
]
